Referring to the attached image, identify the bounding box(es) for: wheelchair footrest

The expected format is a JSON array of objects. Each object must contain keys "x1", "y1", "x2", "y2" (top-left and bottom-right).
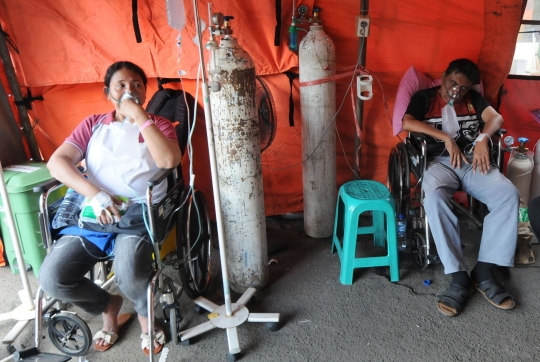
[
  {"x1": 13, "y1": 347, "x2": 71, "y2": 362},
  {"x1": 427, "y1": 255, "x2": 441, "y2": 265}
]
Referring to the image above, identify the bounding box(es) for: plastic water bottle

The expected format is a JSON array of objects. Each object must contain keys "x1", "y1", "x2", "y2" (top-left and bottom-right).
[
  {"x1": 51, "y1": 188, "x2": 85, "y2": 229},
  {"x1": 397, "y1": 214, "x2": 407, "y2": 251}
]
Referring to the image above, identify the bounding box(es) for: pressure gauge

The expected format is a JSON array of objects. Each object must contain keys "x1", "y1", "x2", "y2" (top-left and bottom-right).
[
  {"x1": 212, "y1": 12, "x2": 224, "y2": 26},
  {"x1": 504, "y1": 135, "x2": 514, "y2": 146},
  {"x1": 298, "y1": 5, "x2": 308, "y2": 17}
]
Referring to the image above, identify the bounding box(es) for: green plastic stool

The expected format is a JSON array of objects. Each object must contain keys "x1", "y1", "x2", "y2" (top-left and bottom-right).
[{"x1": 331, "y1": 180, "x2": 399, "y2": 284}]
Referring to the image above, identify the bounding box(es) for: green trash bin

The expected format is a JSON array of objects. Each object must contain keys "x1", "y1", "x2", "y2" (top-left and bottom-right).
[{"x1": 0, "y1": 162, "x2": 64, "y2": 277}]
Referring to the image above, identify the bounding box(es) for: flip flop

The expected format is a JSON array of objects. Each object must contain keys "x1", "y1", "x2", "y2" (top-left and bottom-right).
[
  {"x1": 141, "y1": 330, "x2": 166, "y2": 356},
  {"x1": 475, "y1": 279, "x2": 515, "y2": 310},
  {"x1": 437, "y1": 283, "x2": 475, "y2": 317},
  {"x1": 93, "y1": 313, "x2": 132, "y2": 352}
]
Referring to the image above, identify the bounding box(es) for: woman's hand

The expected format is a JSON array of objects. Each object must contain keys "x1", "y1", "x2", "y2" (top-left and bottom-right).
[
  {"x1": 118, "y1": 98, "x2": 147, "y2": 123},
  {"x1": 91, "y1": 191, "x2": 123, "y2": 225},
  {"x1": 472, "y1": 138, "x2": 490, "y2": 175},
  {"x1": 97, "y1": 205, "x2": 122, "y2": 225},
  {"x1": 444, "y1": 136, "x2": 469, "y2": 169}
]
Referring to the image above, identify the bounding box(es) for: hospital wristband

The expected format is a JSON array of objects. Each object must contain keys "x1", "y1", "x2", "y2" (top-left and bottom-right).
[
  {"x1": 139, "y1": 119, "x2": 155, "y2": 132},
  {"x1": 473, "y1": 133, "x2": 489, "y2": 145}
]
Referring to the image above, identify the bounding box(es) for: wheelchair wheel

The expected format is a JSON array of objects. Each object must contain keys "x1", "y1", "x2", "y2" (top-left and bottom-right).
[
  {"x1": 47, "y1": 311, "x2": 92, "y2": 356},
  {"x1": 162, "y1": 277, "x2": 181, "y2": 345},
  {"x1": 388, "y1": 142, "x2": 410, "y2": 218},
  {"x1": 411, "y1": 231, "x2": 429, "y2": 270},
  {"x1": 177, "y1": 188, "x2": 212, "y2": 300}
]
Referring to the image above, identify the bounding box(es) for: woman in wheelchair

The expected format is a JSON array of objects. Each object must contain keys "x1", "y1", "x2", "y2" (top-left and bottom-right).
[
  {"x1": 402, "y1": 58, "x2": 520, "y2": 317},
  {"x1": 39, "y1": 61, "x2": 182, "y2": 354}
]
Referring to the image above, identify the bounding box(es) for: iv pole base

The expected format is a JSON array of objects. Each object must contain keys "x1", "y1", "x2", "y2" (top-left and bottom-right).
[{"x1": 179, "y1": 288, "x2": 280, "y2": 357}]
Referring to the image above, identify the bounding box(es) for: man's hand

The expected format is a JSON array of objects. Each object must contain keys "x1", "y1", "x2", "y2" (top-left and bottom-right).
[
  {"x1": 444, "y1": 137, "x2": 469, "y2": 169},
  {"x1": 472, "y1": 138, "x2": 490, "y2": 175}
]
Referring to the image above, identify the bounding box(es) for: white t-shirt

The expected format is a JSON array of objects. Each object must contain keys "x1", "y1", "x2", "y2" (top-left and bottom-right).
[{"x1": 65, "y1": 111, "x2": 178, "y2": 203}]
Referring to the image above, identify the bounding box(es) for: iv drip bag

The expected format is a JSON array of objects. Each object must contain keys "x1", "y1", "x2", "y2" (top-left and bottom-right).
[{"x1": 167, "y1": 0, "x2": 186, "y2": 30}]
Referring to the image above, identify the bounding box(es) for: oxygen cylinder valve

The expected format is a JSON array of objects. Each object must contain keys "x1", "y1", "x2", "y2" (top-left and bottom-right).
[
  {"x1": 223, "y1": 16, "x2": 234, "y2": 36},
  {"x1": 310, "y1": 7, "x2": 322, "y2": 25},
  {"x1": 518, "y1": 137, "x2": 529, "y2": 153}
]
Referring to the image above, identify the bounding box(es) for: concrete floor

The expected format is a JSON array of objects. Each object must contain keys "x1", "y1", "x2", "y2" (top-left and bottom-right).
[{"x1": 1, "y1": 214, "x2": 540, "y2": 362}]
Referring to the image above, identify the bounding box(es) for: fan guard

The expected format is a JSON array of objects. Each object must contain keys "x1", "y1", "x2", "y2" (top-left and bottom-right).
[{"x1": 255, "y1": 76, "x2": 277, "y2": 153}]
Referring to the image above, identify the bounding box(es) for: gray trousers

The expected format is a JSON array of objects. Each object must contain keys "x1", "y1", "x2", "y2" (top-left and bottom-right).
[
  {"x1": 39, "y1": 233, "x2": 154, "y2": 316},
  {"x1": 423, "y1": 156, "x2": 519, "y2": 274}
]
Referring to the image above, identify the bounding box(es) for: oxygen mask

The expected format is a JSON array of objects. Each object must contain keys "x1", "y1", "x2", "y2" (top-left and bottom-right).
[
  {"x1": 446, "y1": 86, "x2": 460, "y2": 101},
  {"x1": 118, "y1": 91, "x2": 141, "y2": 124},
  {"x1": 443, "y1": 77, "x2": 470, "y2": 102},
  {"x1": 119, "y1": 91, "x2": 140, "y2": 105}
]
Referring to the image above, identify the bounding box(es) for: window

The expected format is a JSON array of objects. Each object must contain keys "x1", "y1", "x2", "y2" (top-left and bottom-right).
[{"x1": 511, "y1": 0, "x2": 540, "y2": 76}]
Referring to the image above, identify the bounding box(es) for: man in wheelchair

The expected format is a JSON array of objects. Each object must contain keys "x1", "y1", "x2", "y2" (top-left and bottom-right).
[
  {"x1": 402, "y1": 59, "x2": 520, "y2": 317},
  {"x1": 39, "y1": 61, "x2": 182, "y2": 354}
]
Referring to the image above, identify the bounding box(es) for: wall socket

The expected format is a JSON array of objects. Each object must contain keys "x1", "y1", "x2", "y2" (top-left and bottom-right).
[{"x1": 356, "y1": 15, "x2": 370, "y2": 37}]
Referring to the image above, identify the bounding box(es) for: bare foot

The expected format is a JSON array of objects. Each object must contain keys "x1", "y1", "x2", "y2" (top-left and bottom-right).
[
  {"x1": 138, "y1": 314, "x2": 164, "y2": 349},
  {"x1": 95, "y1": 294, "x2": 123, "y2": 348}
]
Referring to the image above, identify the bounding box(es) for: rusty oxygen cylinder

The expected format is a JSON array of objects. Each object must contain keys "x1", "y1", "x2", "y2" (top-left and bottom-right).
[{"x1": 207, "y1": 16, "x2": 268, "y2": 293}]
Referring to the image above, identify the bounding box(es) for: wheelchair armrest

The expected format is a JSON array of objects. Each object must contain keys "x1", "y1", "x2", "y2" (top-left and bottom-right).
[
  {"x1": 147, "y1": 168, "x2": 175, "y2": 187},
  {"x1": 409, "y1": 132, "x2": 426, "y2": 143},
  {"x1": 32, "y1": 166, "x2": 85, "y2": 193},
  {"x1": 33, "y1": 178, "x2": 62, "y2": 193}
]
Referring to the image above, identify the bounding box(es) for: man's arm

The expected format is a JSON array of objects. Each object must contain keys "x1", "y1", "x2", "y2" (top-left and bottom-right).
[
  {"x1": 402, "y1": 115, "x2": 469, "y2": 169},
  {"x1": 472, "y1": 106, "x2": 504, "y2": 175}
]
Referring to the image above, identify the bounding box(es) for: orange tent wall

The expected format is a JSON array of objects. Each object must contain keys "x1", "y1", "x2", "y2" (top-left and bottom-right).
[
  {"x1": 0, "y1": 0, "x2": 524, "y2": 217},
  {"x1": 499, "y1": 78, "x2": 540, "y2": 151}
]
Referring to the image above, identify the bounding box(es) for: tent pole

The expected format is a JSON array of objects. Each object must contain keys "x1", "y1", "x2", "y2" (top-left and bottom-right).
[
  {"x1": 0, "y1": 24, "x2": 42, "y2": 162},
  {"x1": 354, "y1": 0, "x2": 368, "y2": 179}
]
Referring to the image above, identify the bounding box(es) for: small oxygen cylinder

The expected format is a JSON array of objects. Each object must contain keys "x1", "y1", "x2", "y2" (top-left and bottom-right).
[
  {"x1": 529, "y1": 139, "x2": 540, "y2": 201},
  {"x1": 506, "y1": 137, "x2": 534, "y2": 204}
]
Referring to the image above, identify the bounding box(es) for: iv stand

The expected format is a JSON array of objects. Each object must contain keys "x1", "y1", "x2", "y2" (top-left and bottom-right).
[
  {"x1": 0, "y1": 160, "x2": 35, "y2": 347},
  {"x1": 179, "y1": 1, "x2": 279, "y2": 361}
]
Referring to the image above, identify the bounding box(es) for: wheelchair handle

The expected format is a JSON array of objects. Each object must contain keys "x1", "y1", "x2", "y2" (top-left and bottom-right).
[
  {"x1": 33, "y1": 178, "x2": 62, "y2": 193},
  {"x1": 147, "y1": 168, "x2": 175, "y2": 187}
]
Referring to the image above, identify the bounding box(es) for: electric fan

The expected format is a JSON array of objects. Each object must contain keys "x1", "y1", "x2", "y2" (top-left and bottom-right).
[{"x1": 255, "y1": 76, "x2": 277, "y2": 152}]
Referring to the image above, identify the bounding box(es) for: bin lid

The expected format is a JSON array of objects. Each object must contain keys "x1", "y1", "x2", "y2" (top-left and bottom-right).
[{"x1": 2, "y1": 162, "x2": 52, "y2": 193}]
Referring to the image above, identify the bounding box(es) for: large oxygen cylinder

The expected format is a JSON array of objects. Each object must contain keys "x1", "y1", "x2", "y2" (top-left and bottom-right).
[
  {"x1": 209, "y1": 37, "x2": 268, "y2": 293},
  {"x1": 529, "y1": 140, "x2": 540, "y2": 201},
  {"x1": 299, "y1": 24, "x2": 337, "y2": 238},
  {"x1": 507, "y1": 138, "x2": 534, "y2": 204}
]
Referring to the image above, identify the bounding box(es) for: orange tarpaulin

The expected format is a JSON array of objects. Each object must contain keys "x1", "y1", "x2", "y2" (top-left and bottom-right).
[{"x1": 0, "y1": 0, "x2": 523, "y2": 217}]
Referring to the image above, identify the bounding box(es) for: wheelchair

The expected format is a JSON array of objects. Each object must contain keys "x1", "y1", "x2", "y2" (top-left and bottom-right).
[
  {"x1": 387, "y1": 129, "x2": 506, "y2": 269},
  {"x1": 30, "y1": 155, "x2": 212, "y2": 360}
]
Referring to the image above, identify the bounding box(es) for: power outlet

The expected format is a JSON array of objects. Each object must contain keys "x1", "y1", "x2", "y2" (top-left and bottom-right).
[{"x1": 356, "y1": 15, "x2": 370, "y2": 37}]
